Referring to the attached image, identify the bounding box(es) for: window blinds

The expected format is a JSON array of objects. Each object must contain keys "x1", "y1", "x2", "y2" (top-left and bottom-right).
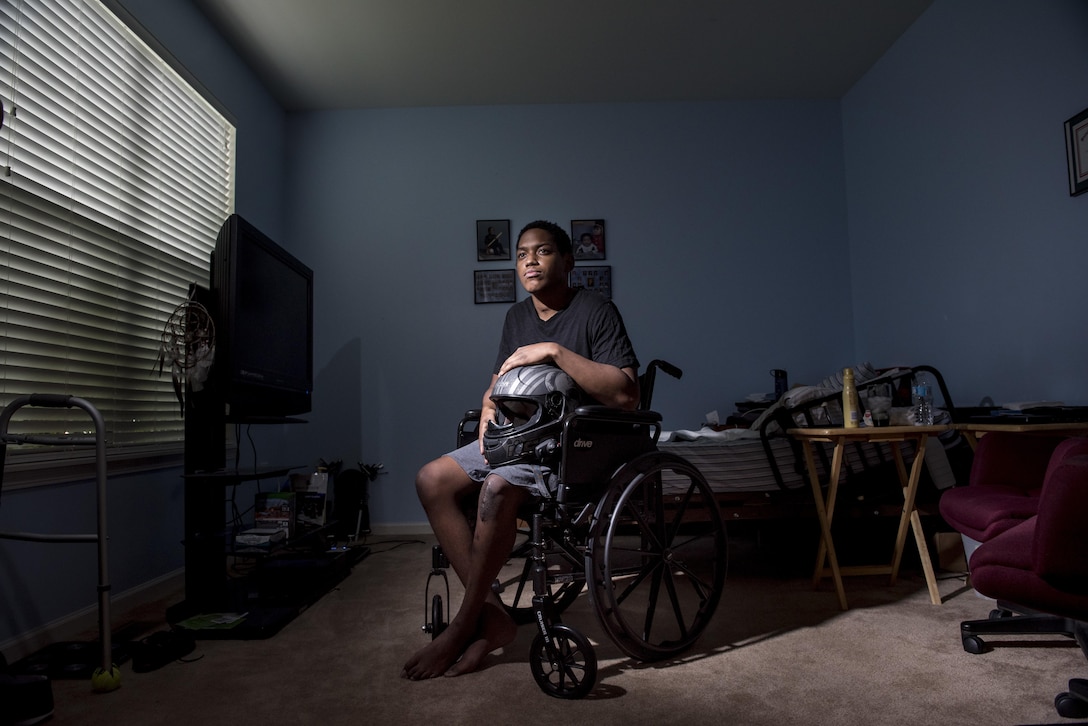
[{"x1": 0, "y1": 0, "x2": 235, "y2": 467}]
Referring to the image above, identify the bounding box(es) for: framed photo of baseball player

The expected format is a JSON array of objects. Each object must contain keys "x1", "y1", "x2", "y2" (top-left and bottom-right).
[{"x1": 476, "y1": 219, "x2": 511, "y2": 261}]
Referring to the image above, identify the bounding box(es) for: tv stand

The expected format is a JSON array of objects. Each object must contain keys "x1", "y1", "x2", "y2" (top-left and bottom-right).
[{"x1": 167, "y1": 464, "x2": 369, "y2": 639}]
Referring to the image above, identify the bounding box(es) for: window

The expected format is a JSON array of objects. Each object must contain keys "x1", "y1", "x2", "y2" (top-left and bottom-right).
[{"x1": 0, "y1": 0, "x2": 235, "y2": 485}]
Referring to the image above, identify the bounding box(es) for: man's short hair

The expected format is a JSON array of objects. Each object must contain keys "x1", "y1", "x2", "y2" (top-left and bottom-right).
[{"x1": 519, "y1": 220, "x2": 572, "y2": 256}]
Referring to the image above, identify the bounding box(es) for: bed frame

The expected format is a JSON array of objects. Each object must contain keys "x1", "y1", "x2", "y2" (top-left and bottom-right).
[{"x1": 660, "y1": 365, "x2": 960, "y2": 521}]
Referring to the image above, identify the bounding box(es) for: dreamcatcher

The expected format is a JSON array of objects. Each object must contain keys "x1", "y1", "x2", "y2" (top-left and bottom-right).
[{"x1": 156, "y1": 296, "x2": 216, "y2": 416}]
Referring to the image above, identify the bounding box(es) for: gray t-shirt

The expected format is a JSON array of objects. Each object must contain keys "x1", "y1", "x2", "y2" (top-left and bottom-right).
[
  {"x1": 493, "y1": 289, "x2": 639, "y2": 376},
  {"x1": 445, "y1": 288, "x2": 640, "y2": 495}
]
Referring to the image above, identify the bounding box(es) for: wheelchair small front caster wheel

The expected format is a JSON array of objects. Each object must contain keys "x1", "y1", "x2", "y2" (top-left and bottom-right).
[
  {"x1": 429, "y1": 594, "x2": 446, "y2": 640},
  {"x1": 529, "y1": 624, "x2": 597, "y2": 699}
]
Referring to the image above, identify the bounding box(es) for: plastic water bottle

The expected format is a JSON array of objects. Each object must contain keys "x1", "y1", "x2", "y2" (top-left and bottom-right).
[{"x1": 912, "y1": 379, "x2": 934, "y2": 426}]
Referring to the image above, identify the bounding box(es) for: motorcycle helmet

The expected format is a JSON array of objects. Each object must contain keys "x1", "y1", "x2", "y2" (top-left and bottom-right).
[{"x1": 483, "y1": 364, "x2": 585, "y2": 467}]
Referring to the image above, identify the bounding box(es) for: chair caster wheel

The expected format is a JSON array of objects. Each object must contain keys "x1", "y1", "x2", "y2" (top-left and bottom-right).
[
  {"x1": 530, "y1": 624, "x2": 597, "y2": 700},
  {"x1": 1055, "y1": 691, "x2": 1088, "y2": 719},
  {"x1": 961, "y1": 634, "x2": 987, "y2": 655}
]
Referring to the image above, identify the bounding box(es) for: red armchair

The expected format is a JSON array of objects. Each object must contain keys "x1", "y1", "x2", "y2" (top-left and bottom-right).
[
  {"x1": 938, "y1": 432, "x2": 1087, "y2": 547},
  {"x1": 950, "y1": 437, "x2": 1088, "y2": 718}
]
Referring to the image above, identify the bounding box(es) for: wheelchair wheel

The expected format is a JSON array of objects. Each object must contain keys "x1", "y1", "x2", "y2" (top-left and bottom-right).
[
  {"x1": 529, "y1": 623, "x2": 597, "y2": 699},
  {"x1": 586, "y1": 451, "x2": 727, "y2": 662},
  {"x1": 494, "y1": 525, "x2": 584, "y2": 625},
  {"x1": 430, "y1": 594, "x2": 446, "y2": 640}
]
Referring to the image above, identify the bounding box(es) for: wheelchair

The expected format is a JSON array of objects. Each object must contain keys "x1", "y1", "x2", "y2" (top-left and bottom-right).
[{"x1": 421, "y1": 360, "x2": 727, "y2": 699}]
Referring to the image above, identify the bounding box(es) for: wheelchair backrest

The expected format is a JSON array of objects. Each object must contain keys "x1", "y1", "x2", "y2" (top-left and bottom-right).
[{"x1": 557, "y1": 407, "x2": 659, "y2": 501}]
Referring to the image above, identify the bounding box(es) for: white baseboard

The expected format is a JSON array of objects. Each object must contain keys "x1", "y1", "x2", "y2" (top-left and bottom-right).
[
  {"x1": 0, "y1": 526, "x2": 431, "y2": 666},
  {"x1": 0, "y1": 568, "x2": 184, "y2": 665}
]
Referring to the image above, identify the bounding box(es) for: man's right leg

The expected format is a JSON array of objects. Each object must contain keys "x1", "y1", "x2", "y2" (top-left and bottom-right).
[
  {"x1": 403, "y1": 456, "x2": 520, "y2": 679},
  {"x1": 414, "y1": 454, "x2": 478, "y2": 586}
]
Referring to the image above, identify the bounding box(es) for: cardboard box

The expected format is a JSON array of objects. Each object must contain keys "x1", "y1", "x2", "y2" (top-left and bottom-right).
[{"x1": 934, "y1": 531, "x2": 967, "y2": 572}]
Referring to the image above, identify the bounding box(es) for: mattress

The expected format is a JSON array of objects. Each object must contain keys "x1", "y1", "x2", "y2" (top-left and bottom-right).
[
  {"x1": 658, "y1": 429, "x2": 923, "y2": 497},
  {"x1": 659, "y1": 435, "x2": 804, "y2": 494}
]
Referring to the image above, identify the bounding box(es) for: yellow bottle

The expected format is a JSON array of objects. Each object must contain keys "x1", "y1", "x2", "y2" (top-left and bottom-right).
[{"x1": 842, "y1": 368, "x2": 859, "y2": 428}]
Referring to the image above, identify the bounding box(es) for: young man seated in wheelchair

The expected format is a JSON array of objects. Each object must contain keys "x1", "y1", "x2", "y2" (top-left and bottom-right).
[{"x1": 402, "y1": 220, "x2": 640, "y2": 680}]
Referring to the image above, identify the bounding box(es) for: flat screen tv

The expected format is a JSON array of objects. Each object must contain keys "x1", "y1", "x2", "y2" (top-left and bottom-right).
[{"x1": 211, "y1": 213, "x2": 313, "y2": 419}]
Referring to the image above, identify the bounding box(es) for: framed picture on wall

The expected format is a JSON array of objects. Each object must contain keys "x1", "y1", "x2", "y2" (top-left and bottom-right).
[
  {"x1": 570, "y1": 219, "x2": 606, "y2": 260},
  {"x1": 569, "y1": 265, "x2": 611, "y2": 301},
  {"x1": 476, "y1": 219, "x2": 511, "y2": 260},
  {"x1": 474, "y1": 269, "x2": 516, "y2": 304},
  {"x1": 1065, "y1": 107, "x2": 1088, "y2": 196}
]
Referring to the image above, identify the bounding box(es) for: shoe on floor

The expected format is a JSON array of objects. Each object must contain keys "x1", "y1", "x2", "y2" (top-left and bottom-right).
[{"x1": 130, "y1": 630, "x2": 195, "y2": 673}]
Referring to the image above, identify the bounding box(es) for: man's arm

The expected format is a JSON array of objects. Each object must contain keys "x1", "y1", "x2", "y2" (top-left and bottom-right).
[{"x1": 498, "y1": 343, "x2": 639, "y2": 411}]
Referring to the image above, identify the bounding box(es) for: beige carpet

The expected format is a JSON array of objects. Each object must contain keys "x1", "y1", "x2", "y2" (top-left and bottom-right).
[{"x1": 41, "y1": 528, "x2": 1088, "y2": 726}]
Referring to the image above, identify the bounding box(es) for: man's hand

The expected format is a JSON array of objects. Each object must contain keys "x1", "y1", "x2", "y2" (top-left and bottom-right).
[
  {"x1": 478, "y1": 412, "x2": 494, "y2": 455},
  {"x1": 497, "y1": 343, "x2": 559, "y2": 376},
  {"x1": 497, "y1": 345, "x2": 639, "y2": 411},
  {"x1": 478, "y1": 378, "x2": 500, "y2": 454}
]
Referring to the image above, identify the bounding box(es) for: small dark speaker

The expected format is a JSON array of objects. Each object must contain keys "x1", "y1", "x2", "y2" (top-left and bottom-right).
[{"x1": 332, "y1": 468, "x2": 369, "y2": 539}]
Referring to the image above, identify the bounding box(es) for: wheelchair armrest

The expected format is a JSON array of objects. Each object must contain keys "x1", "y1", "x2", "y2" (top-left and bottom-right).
[
  {"x1": 457, "y1": 409, "x2": 484, "y2": 449},
  {"x1": 571, "y1": 405, "x2": 663, "y2": 426}
]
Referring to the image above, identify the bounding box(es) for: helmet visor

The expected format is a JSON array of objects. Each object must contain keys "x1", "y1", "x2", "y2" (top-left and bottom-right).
[{"x1": 496, "y1": 397, "x2": 538, "y2": 426}]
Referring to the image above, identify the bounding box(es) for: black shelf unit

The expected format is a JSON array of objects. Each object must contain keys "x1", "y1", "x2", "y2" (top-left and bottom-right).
[
  {"x1": 166, "y1": 463, "x2": 365, "y2": 638},
  {"x1": 168, "y1": 284, "x2": 366, "y2": 638}
]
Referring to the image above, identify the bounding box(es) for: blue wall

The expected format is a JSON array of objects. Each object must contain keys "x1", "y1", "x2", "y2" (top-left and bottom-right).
[
  {"x1": 279, "y1": 101, "x2": 852, "y2": 527},
  {"x1": 843, "y1": 0, "x2": 1088, "y2": 407},
  {"x1": 3, "y1": 0, "x2": 1087, "y2": 646}
]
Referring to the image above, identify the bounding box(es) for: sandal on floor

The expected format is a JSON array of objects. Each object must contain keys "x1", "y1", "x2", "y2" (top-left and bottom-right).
[{"x1": 130, "y1": 630, "x2": 196, "y2": 673}]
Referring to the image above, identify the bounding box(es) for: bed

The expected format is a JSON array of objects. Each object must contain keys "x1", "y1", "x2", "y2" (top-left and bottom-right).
[{"x1": 658, "y1": 363, "x2": 963, "y2": 520}]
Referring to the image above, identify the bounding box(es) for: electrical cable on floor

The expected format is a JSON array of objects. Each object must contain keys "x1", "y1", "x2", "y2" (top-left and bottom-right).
[{"x1": 353, "y1": 538, "x2": 427, "y2": 555}]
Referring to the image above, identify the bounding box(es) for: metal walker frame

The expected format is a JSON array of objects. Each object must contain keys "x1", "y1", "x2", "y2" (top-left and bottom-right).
[{"x1": 0, "y1": 395, "x2": 118, "y2": 692}]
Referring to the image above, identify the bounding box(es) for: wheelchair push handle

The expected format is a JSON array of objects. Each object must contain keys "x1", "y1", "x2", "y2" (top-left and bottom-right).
[
  {"x1": 638, "y1": 360, "x2": 682, "y2": 412},
  {"x1": 648, "y1": 359, "x2": 683, "y2": 380}
]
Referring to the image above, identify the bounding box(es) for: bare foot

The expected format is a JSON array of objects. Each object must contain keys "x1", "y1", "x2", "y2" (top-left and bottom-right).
[
  {"x1": 402, "y1": 618, "x2": 474, "y2": 680},
  {"x1": 444, "y1": 601, "x2": 517, "y2": 677},
  {"x1": 401, "y1": 601, "x2": 517, "y2": 680}
]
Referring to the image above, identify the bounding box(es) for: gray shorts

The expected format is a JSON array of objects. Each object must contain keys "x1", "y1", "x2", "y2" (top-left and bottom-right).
[{"x1": 446, "y1": 442, "x2": 555, "y2": 498}]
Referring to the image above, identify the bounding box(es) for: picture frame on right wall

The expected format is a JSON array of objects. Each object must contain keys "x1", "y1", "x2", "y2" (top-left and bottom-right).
[
  {"x1": 570, "y1": 265, "x2": 611, "y2": 301},
  {"x1": 570, "y1": 219, "x2": 606, "y2": 260},
  {"x1": 1064, "y1": 106, "x2": 1088, "y2": 196}
]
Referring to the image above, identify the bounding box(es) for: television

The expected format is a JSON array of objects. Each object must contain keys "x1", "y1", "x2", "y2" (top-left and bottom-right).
[{"x1": 211, "y1": 213, "x2": 314, "y2": 420}]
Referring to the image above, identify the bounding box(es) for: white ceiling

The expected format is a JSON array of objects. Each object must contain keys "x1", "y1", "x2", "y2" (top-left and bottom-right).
[{"x1": 192, "y1": 0, "x2": 934, "y2": 111}]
